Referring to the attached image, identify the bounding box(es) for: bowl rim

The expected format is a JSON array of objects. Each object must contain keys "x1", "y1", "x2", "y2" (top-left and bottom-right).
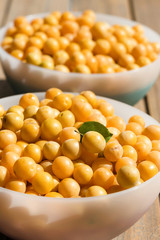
[
  {"x1": 0, "y1": 91, "x2": 160, "y2": 202},
  {"x1": 0, "y1": 11, "x2": 160, "y2": 78}
]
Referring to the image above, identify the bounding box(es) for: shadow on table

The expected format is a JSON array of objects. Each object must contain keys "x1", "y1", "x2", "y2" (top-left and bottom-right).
[
  {"x1": 0, "y1": 80, "x2": 14, "y2": 98},
  {"x1": 0, "y1": 233, "x2": 13, "y2": 240}
]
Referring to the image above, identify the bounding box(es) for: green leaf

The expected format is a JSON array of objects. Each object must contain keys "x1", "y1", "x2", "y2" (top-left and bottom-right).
[{"x1": 78, "y1": 121, "x2": 113, "y2": 143}]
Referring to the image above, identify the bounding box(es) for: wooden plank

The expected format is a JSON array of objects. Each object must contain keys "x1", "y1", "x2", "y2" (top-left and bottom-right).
[
  {"x1": 4, "y1": 0, "x2": 69, "y2": 23},
  {"x1": 131, "y1": 0, "x2": 160, "y2": 32},
  {"x1": 146, "y1": 78, "x2": 160, "y2": 121},
  {"x1": 0, "y1": 80, "x2": 14, "y2": 98},
  {"x1": 0, "y1": 6, "x2": 13, "y2": 239},
  {"x1": 0, "y1": 0, "x2": 10, "y2": 26},
  {"x1": 71, "y1": 0, "x2": 130, "y2": 17},
  {"x1": 0, "y1": 0, "x2": 11, "y2": 80},
  {"x1": 131, "y1": 0, "x2": 160, "y2": 121},
  {"x1": 135, "y1": 98, "x2": 147, "y2": 113}
]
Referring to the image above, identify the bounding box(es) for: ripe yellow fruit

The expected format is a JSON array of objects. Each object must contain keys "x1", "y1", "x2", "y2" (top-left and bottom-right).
[
  {"x1": 92, "y1": 158, "x2": 113, "y2": 172},
  {"x1": 59, "y1": 127, "x2": 80, "y2": 143},
  {"x1": 87, "y1": 110, "x2": 106, "y2": 126},
  {"x1": 85, "y1": 185, "x2": 107, "y2": 197},
  {"x1": 92, "y1": 167, "x2": 115, "y2": 190},
  {"x1": 56, "y1": 110, "x2": 75, "y2": 128},
  {"x1": 128, "y1": 115, "x2": 145, "y2": 128},
  {"x1": 35, "y1": 140, "x2": 47, "y2": 150},
  {"x1": 0, "y1": 130, "x2": 17, "y2": 149},
  {"x1": 73, "y1": 164, "x2": 93, "y2": 185},
  {"x1": 51, "y1": 94, "x2": 72, "y2": 111},
  {"x1": 104, "y1": 141, "x2": 123, "y2": 162},
  {"x1": 62, "y1": 139, "x2": 82, "y2": 160},
  {"x1": 134, "y1": 142, "x2": 150, "y2": 162},
  {"x1": 13, "y1": 157, "x2": 37, "y2": 181},
  {"x1": 52, "y1": 156, "x2": 74, "y2": 179},
  {"x1": 117, "y1": 166, "x2": 140, "y2": 189},
  {"x1": 143, "y1": 125, "x2": 160, "y2": 140},
  {"x1": 41, "y1": 118, "x2": 62, "y2": 140},
  {"x1": 32, "y1": 172, "x2": 54, "y2": 195},
  {"x1": 0, "y1": 166, "x2": 10, "y2": 187},
  {"x1": 136, "y1": 135, "x2": 152, "y2": 151},
  {"x1": 36, "y1": 106, "x2": 59, "y2": 124},
  {"x1": 82, "y1": 131, "x2": 106, "y2": 153},
  {"x1": 43, "y1": 141, "x2": 61, "y2": 160},
  {"x1": 97, "y1": 100, "x2": 114, "y2": 117},
  {"x1": 23, "y1": 105, "x2": 38, "y2": 119},
  {"x1": 43, "y1": 38, "x2": 59, "y2": 55},
  {"x1": 3, "y1": 143, "x2": 22, "y2": 156},
  {"x1": 115, "y1": 157, "x2": 136, "y2": 173},
  {"x1": 58, "y1": 178, "x2": 80, "y2": 198},
  {"x1": 1, "y1": 151, "x2": 19, "y2": 176},
  {"x1": 71, "y1": 101, "x2": 92, "y2": 122},
  {"x1": 20, "y1": 123, "x2": 41, "y2": 143},
  {"x1": 5, "y1": 179, "x2": 26, "y2": 193},
  {"x1": 107, "y1": 116, "x2": 126, "y2": 132},
  {"x1": 118, "y1": 131, "x2": 137, "y2": 146},
  {"x1": 19, "y1": 93, "x2": 39, "y2": 109},
  {"x1": 40, "y1": 160, "x2": 53, "y2": 175},
  {"x1": 22, "y1": 144, "x2": 43, "y2": 163},
  {"x1": 45, "y1": 192, "x2": 63, "y2": 198},
  {"x1": 146, "y1": 151, "x2": 160, "y2": 170},
  {"x1": 45, "y1": 88, "x2": 62, "y2": 100},
  {"x1": 80, "y1": 145, "x2": 98, "y2": 165},
  {"x1": 126, "y1": 122, "x2": 143, "y2": 135},
  {"x1": 138, "y1": 160, "x2": 158, "y2": 181},
  {"x1": 152, "y1": 140, "x2": 160, "y2": 151},
  {"x1": 122, "y1": 145, "x2": 137, "y2": 161},
  {"x1": 0, "y1": 104, "x2": 5, "y2": 117}
]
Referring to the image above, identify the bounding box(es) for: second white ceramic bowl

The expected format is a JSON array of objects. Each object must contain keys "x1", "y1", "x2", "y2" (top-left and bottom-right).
[{"x1": 0, "y1": 13, "x2": 160, "y2": 105}]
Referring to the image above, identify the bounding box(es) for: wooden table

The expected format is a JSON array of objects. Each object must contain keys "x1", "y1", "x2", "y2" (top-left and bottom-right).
[{"x1": 0, "y1": 0, "x2": 160, "y2": 239}]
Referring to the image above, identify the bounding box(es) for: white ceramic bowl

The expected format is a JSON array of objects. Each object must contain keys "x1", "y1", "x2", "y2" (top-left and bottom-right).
[
  {"x1": 0, "y1": 12, "x2": 160, "y2": 105},
  {"x1": 0, "y1": 93, "x2": 160, "y2": 240}
]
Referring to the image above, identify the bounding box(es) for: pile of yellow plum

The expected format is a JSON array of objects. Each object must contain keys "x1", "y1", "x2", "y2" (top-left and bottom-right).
[
  {"x1": 0, "y1": 88, "x2": 160, "y2": 198},
  {"x1": 1, "y1": 10, "x2": 160, "y2": 73}
]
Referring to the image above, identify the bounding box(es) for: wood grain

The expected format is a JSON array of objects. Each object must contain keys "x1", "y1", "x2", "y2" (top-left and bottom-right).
[
  {"x1": 71, "y1": 0, "x2": 130, "y2": 17},
  {"x1": 4, "y1": 0, "x2": 69, "y2": 23},
  {"x1": 0, "y1": 80, "x2": 14, "y2": 98},
  {"x1": 0, "y1": 0, "x2": 10, "y2": 80},
  {"x1": 134, "y1": 98, "x2": 147, "y2": 113},
  {"x1": 0, "y1": 0, "x2": 10, "y2": 26}
]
